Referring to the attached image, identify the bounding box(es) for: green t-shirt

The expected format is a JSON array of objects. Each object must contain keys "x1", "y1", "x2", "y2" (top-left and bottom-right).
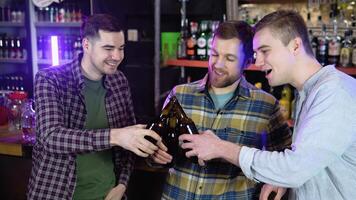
[
  {"x1": 73, "y1": 77, "x2": 115, "y2": 200},
  {"x1": 209, "y1": 90, "x2": 234, "y2": 110}
]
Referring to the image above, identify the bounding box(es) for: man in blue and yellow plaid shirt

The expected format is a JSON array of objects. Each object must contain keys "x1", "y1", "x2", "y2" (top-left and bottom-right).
[{"x1": 152, "y1": 21, "x2": 292, "y2": 199}]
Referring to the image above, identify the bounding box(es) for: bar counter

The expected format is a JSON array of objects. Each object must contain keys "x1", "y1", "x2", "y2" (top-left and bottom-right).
[
  {"x1": 0, "y1": 125, "x2": 33, "y2": 200},
  {"x1": 0, "y1": 125, "x2": 167, "y2": 200}
]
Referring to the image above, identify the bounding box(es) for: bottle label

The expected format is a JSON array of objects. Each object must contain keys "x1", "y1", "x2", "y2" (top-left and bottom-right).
[
  {"x1": 197, "y1": 37, "x2": 207, "y2": 48},
  {"x1": 353, "y1": 48, "x2": 356, "y2": 66},
  {"x1": 340, "y1": 48, "x2": 351, "y2": 67},
  {"x1": 197, "y1": 49, "x2": 206, "y2": 56},
  {"x1": 328, "y1": 41, "x2": 341, "y2": 56}
]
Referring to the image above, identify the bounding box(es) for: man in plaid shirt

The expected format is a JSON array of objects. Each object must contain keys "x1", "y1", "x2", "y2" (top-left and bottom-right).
[
  {"x1": 153, "y1": 21, "x2": 292, "y2": 199},
  {"x1": 27, "y1": 14, "x2": 163, "y2": 200}
]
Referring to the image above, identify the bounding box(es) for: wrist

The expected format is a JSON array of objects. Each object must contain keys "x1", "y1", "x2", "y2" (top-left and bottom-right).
[
  {"x1": 109, "y1": 128, "x2": 123, "y2": 146},
  {"x1": 220, "y1": 140, "x2": 241, "y2": 166}
]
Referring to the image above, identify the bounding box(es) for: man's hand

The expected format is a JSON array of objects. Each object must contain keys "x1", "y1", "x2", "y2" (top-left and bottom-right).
[
  {"x1": 179, "y1": 130, "x2": 242, "y2": 166},
  {"x1": 105, "y1": 184, "x2": 126, "y2": 200},
  {"x1": 110, "y1": 124, "x2": 161, "y2": 157},
  {"x1": 179, "y1": 130, "x2": 222, "y2": 162},
  {"x1": 259, "y1": 184, "x2": 287, "y2": 200},
  {"x1": 150, "y1": 140, "x2": 173, "y2": 164}
]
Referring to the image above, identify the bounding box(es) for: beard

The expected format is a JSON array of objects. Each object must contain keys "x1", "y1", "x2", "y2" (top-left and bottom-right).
[{"x1": 208, "y1": 68, "x2": 239, "y2": 88}]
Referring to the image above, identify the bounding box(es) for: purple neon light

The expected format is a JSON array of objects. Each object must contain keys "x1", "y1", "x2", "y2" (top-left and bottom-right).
[{"x1": 51, "y1": 36, "x2": 59, "y2": 66}]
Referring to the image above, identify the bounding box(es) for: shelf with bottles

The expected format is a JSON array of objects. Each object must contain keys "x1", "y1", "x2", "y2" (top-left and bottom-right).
[
  {"x1": 36, "y1": 34, "x2": 82, "y2": 65},
  {"x1": 0, "y1": 35, "x2": 27, "y2": 62},
  {"x1": 0, "y1": 58, "x2": 26, "y2": 64},
  {"x1": 34, "y1": 1, "x2": 84, "y2": 24},
  {"x1": 165, "y1": 59, "x2": 356, "y2": 75},
  {"x1": 35, "y1": 21, "x2": 81, "y2": 28},
  {"x1": 0, "y1": 21, "x2": 25, "y2": 27},
  {"x1": 164, "y1": 59, "x2": 270, "y2": 72}
]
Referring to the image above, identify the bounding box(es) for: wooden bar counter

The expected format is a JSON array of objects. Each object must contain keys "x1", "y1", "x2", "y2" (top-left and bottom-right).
[{"x1": 0, "y1": 125, "x2": 167, "y2": 200}]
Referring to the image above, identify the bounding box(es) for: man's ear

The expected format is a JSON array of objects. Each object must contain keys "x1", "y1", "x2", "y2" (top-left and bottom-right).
[
  {"x1": 82, "y1": 38, "x2": 89, "y2": 51},
  {"x1": 289, "y1": 37, "x2": 303, "y2": 56}
]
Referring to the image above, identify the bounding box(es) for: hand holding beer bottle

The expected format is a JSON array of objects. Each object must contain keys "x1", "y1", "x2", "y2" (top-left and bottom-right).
[{"x1": 147, "y1": 95, "x2": 199, "y2": 168}]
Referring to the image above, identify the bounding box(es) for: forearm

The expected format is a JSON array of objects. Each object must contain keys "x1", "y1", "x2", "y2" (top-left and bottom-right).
[
  {"x1": 218, "y1": 140, "x2": 242, "y2": 166},
  {"x1": 38, "y1": 126, "x2": 111, "y2": 154}
]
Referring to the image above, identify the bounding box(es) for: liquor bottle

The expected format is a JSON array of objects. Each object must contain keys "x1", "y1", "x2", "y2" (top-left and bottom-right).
[
  {"x1": 279, "y1": 85, "x2": 292, "y2": 120},
  {"x1": 309, "y1": 30, "x2": 318, "y2": 56},
  {"x1": 352, "y1": 34, "x2": 356, "y2": 66},
  {"x1": 328, "y1": 14, "x2": 342, "y2": 65},
  {"x1": 15, "y1": 37, "x2": 23, "y2": 59},
  {"x1": 21, "y1": 99, "x2": 36, "y2": 142},
  {"x1": 186, "y1": 21, "x2": 198, "y2": 60},
  {"x1": 37, "y1": 36, "x2": 43, "y2": 59},
  {"x1": 177, "y1": 19, "x2": 188, "y2": 59},
  {"x1": 306, "y1": 12, "x2": 313, "y2": 27},
  {"x1": 339, "y1": 30, "x2": 353, "y2": 67},
  {"x1": 10, "y1": 37, "x2": 16, "y2": 59},
  {"x1": 317, "y1": 24, "x2": 329, "y2": 66},
  {"x1": 207, "y1": 21, "x2": 219, "y2": 57},
  {"x1": 196, "y1": 21, "x2": 208, "y2": 60},
  {"x1": 0, "y1": 37, "x2": 3, "y2": 59}
]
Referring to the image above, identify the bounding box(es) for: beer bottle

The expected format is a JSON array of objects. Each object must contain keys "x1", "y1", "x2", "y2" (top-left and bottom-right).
[
  {"x1": 172, "y1": 97, "x2": 199, "y2": 163},
  {"x1": 145, "y1": 95, "x2": 176, "y2": 144}
]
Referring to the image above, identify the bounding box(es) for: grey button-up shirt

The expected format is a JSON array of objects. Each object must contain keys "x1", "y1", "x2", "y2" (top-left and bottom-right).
[{"x1": 240, "y1": 65, "x2": 356, "y2": 200}]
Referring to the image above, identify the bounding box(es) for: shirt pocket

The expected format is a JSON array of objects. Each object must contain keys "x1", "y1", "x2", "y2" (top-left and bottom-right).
[{"x1": 221, "y1": 127, "x2": 259, "y2": 148}]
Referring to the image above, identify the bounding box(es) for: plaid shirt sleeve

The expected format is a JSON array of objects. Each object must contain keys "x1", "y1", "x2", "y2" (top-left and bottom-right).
[
  {"x1": 265, "y1": 100, "x2": 292, "y2": 151},
  {"x1": 112, "y1": 78, "x2": 136, "y2": 187},
  {"x1": 35, "y1": 71, "x2": 111, "y2": 155}
]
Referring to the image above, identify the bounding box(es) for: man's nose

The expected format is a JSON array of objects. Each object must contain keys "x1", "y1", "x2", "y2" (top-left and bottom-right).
[
  {"x1": 214, "y1": 56, "x2": 225, "y2": 68},
  {"x1": 111, "y1": 50, "x2": 123, "y2": 60},
  {"x1": 254, "y1": 55, "x2": 264, "y2": 67}
]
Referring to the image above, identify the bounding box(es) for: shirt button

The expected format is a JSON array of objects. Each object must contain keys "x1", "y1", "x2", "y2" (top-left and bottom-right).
[{"x1": 198, "y1": 186, "x2": 202, "y2": 190}]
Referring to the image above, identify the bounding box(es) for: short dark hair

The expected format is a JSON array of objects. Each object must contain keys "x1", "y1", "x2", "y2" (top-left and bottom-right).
[
  {"x1": 213, "y1": 20, "x2": 254, "y2": 68},
  {"x1": 81, "y1": 14, "x2": 123, "y2": 40},
  {"x1": 254, "y1": 10, "x2": 313, "y2": 56}
]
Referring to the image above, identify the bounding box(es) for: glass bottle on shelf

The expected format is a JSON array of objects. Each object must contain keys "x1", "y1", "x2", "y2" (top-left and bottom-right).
[
  {"x1": 317, "y1": 24, "x2": 329, "y2": 66},
  {"x1": 196, "y1": 21, "x2": 208, "y2": 60},
  {"x1": 186, "y1": 21, "x2": 198, "y2": 60},
  {"x1": 7, "y1": 91, "x2": 27, "y2": 132},
  {"x1": 328, "y1": 13, "x2": 342, "y2": 65},
  {"x1": 339, "y1": 30, "x2": 353, "y2": 67},
  {"x1": 177, "y1": 19, "x2": 188, "y2": 59},
  {"x1": 352, "y1": 34, "x2": 356, "y2": 66},
  {"x1": 21, "y1": 99, "x2": 36, "y2": 142}
]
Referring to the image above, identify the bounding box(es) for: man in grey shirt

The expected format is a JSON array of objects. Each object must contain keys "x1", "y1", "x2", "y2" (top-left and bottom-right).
[{"x1": 175, "y1": 10, "x2": 356, "y2": 200}]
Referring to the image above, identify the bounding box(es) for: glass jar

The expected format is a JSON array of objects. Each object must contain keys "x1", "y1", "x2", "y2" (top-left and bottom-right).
[
  {"x1": 7, "y1": 91, "x2": 27, "y2": 132},
  {"x1": 21, "y1": 99, "x2": 36, "y2": 142},
  {"x1": 0, "y1": 93, "x2": 9, "y2": 125}
]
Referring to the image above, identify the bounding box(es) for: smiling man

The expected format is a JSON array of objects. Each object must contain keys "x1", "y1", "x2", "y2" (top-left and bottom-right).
[
  {"x1": 27, "y1": 14, "x2": 163, "y2": 200},
  {"x1": 152, "y1": 21, "x2": 292, "y2": 200},
  {"x1": 179, "y1": 10, "x2": 356, "y2": 200}
]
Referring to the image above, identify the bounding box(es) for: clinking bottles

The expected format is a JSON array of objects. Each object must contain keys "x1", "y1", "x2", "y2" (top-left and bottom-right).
[{"x1": 146, "y1": 95, "x2": 199, "y2": 168}]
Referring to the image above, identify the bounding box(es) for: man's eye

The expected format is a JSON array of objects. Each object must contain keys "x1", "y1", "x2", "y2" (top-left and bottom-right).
[
  {"x1": 261, "y1": 49, "x2": 269, "y2": 54},
  {"x1": 226, "y1": 56, "x2": 236, "y2": 62},
  {"x1": 211, "y1": 53, "x2": 218, "y2": 57}
]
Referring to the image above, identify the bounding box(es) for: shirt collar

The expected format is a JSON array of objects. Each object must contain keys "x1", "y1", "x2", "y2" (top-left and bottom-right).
[
  {"x1": 72, "y1": 53, "x2": 112, "y2": 91},
  {"x1": 299, "y1": 65, "x2": 334, "y2": 98}
]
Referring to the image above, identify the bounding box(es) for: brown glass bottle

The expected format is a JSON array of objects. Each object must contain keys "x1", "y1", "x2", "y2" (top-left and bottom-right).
[
  {"x1": 145, "y1": 96, "x2": 176, "y2": 143},
  {"x1": 173, "y1": 98, "x2": 199, "y2": 164}
]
